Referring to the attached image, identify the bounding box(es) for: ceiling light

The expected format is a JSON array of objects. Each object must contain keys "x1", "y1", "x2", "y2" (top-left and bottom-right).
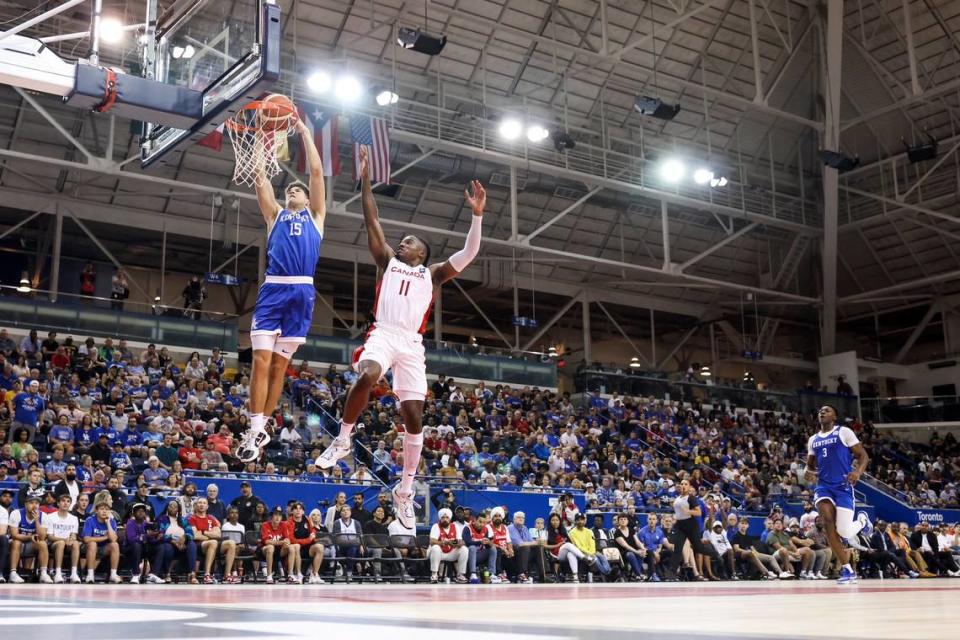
[
  {"x1": 397, "y1": 27, "x2": 447, "y2": 56},
  {"x1": 98, "y1": 17, "x2": 125, "y2": 44},
  {"x1": 334, "y1": 75, "x2": 363, "y2": 103},
  {"x1": 693, "y1": 169, "x2": 713, "y2": 185},
  {"x1": 700, "y1": 365, "x2": 711, "y2": 377},
  {"x1": 526, "y1": 125, "x2": 550, "y2": 143},
  {"x1": 659, "y1": 159, "x2": 685, "y2": 183},
  {"x1": 499, "y1": 118, "x2": 523, "y2": 141},
  {"x1": 629, "y1": 356, "x2": 641, "y2": 369},
  {"x1": 709, "y1": 176, "x2": 728, "y2": 188},
  {"x1": 634, "y1": 95, "x2": 681, "y2": 120},
  {"x1": 375, "y1": 89, "x2": 399, "y2": 106},
  {"x1": 17, "y1": 271, "x2": 31, "y2": 293},
  {"x1": 306, "y1": 70, "x2": 333, "y2": 94}
]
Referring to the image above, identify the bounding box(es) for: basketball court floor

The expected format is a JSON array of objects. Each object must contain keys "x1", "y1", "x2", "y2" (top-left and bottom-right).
[{"x1": 2, "y1": 582, "x2": 958, "y2": 640}]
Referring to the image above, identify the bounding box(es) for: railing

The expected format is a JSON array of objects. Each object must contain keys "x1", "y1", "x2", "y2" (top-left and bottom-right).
[
  {"x1": 383, "y1": 98, "x2": 820, "y2": 230},
  {"x1": 860, "y1": 472, "x2": 913, "y2": 506},
  {"x1": 860, "y1": 395, "x2": 960, "y2": 424},
  {"x1": 0, "y1": 289, "x2": 238, "y2": 351}
]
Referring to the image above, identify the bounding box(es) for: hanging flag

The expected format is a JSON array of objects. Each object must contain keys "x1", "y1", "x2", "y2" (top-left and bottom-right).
[
  {"x1": 351, "y1": 115, "x2": 391, "y2": 184},
  {"x1": 275, "y1": 131, "x2": 290, "y2": 162},
  {"x1": 196, "y1": 123, "x2": 224, "y2": 151},
  {"x1": 296, "y1": 102, "x2": 340, "y2": 176}
]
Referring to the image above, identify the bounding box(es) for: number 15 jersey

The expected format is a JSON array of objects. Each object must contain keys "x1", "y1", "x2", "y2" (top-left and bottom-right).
[
  {"x1": 266, "y1": 207, "x2": 323, "y2": 278},
  {"x1": 373, "y1": 257, "x2": 434, "y2": 334}
]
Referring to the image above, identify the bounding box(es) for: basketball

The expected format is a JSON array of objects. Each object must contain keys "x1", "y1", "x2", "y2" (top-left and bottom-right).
[{"x1": 257, "y1": 93, "x2": 296, "y2": 131}]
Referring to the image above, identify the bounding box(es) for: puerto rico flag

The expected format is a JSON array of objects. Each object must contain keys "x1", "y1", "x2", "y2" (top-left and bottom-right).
[
  {"x1": 296, "y1": 102, "x2": 340, "y2": 176},
  {"x1": 351, "y1": 116, "x2": 391, "y2": 184}
]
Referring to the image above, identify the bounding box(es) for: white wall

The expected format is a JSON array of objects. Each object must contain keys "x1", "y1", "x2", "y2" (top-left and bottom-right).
[{"x1": 819, "y1": 351, "x2": 859, "y2": 394}]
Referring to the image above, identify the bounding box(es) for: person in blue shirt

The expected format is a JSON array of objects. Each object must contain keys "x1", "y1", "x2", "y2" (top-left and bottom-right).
[
  {"x1": 119, "y1": 423, "x2": 143, "y2": 458},
  {"x1": 12, "y1": 379, "x2": 44, "y2": 444},
  {"x1": 44, "y1": 446, "x2": 68, "y2": 483},
  {"x1": 48, "y1": 415, "x2": 75, "y2": 455},
  {"x1": 506, "y1": 511, "x2": 539, "y2": 582},
  {"x1": 804, "y1": 404, "x2": 870, "y2": 584},
  {"x1": 81, "y1": 501, "x2": 121, "y2": 583},
  {"x1": 93, "y1": 416, "x2": 119, "y2": 447},
  {"x1": 109, "y1": 443, "x2": 132, "y2": 473}
]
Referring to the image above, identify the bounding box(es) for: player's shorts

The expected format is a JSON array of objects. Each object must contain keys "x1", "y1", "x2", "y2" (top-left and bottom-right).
[
  {"x1": 814, "y1": 483, "x2": 855, "y2": 511},
  {"x1": 251, "y1": 278, "x2": 315, "y2": 342},
  {"x1": 353, "y1": 324, "x2": 427, "y2": 402}
]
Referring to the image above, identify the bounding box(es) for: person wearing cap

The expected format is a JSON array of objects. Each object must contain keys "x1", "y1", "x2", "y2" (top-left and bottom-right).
[
  {"x1": 428, "y1": 507, "x2": 469, "y2": 583},
  {"x1": 287, "y1": 502, "x2": 325, "y2": 584},
  {"x1": 11, "y1": 378, "x2": 44, "y2": 445},
  {"x1": 786, "y1": 519, "x2": 819, "y2": 579},
  {"x1": 7, "y1": 494, "x2": 50, "y2": 583},
  {"x1": 125, "y1": 502, "x2": 152, "y2": 584},
  {"x1": 706, "y1": 517, "x2": 737, "y2": 579},
  {"x1": 230, "y1": 481, "x2": 265, "y2": 531},
  {"x1": 260, "y1": 506, "x2": 298, "y2": 584},
  {"x1": 569, "y1": 513, "x2": 612, "y2": 579},
  {"x1": 41, "y1": 493, "x2": 81, "y2": 583}
]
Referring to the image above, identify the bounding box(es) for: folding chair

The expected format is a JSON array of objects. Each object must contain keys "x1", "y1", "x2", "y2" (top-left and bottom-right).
[
  {"x1": 332, "y1": 533, "x2": 365, "y2": 583},
  {"x1": 363, "y1": 534, "x2": 404, "y2": 582},
  {"x1": 390, "y1": 534, "x2": 429, "y2": 581}
]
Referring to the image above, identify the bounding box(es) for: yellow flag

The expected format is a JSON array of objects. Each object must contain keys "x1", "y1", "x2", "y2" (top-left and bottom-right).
[{"x1": 274, "y1": 131, "x2": 290, "y2": 162}]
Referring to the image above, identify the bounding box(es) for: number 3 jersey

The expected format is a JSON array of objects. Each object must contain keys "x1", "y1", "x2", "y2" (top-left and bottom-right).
[
  {"x1": 373, "y1": 257, "x2": 434, "y2": 334},
  {"x1": 266, "y1": 207, "x2": 322, "y2": 278}
]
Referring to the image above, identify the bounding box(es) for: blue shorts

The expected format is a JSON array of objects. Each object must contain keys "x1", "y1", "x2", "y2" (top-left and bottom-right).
[
  {"x1": 251, "y1": 283, "x2": 315, "y2": 341},
  {"x1": 814, "y1": 484, "x2": 855, "y2": 511}
]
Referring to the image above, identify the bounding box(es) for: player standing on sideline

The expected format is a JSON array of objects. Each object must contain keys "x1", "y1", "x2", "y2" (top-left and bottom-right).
[
  {"x1": 804, "y1": 405, "x2": 869, "y2": 584},
  {"x1": 316, "y1": 146, "x2": 486, "y2": 529},
  {"x1": 237, "y1": 118, "x2": 326, "y2": 463}
]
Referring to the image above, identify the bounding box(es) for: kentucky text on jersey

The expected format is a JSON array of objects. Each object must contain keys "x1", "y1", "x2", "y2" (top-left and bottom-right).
[
  {"x1": 266, "y1": 208, "x2": 322, "y2": 278},
  {"x1": 809, "y1": 426, "x2": 858, "y2": 487}
]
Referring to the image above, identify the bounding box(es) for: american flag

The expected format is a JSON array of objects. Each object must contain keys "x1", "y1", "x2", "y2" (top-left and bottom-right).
[
  {"x1": 296, "y1": 102, "x2": 340, "y2": 176},
  {"x1": 351, "y1": 116, "x2": 391, "y2": 183}
]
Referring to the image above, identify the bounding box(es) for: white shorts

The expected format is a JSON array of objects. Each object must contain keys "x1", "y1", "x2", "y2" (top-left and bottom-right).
[{"x1": 353, "y1": 325, "x2": 427, "y2": 402}]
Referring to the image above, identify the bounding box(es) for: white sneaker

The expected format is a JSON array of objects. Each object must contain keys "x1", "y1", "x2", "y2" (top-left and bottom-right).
[
  {"x1": 815, "y1": 572, "x2": 828, "y2": 580},
  {"x1": 129, "y1": 575, "x2": 141, "y2": 584},
  {"x1": 8, "y1": 572, "x2": 24, "y2": 584},
  {"x1": 39, "y1": 572, "x2": 53, "y2": 584},
  {"x1": 146, "y1": 574, "x2": 165, "y2": 584},
  {"x1": 265, "y1": 574, "x2": 275, "y2": 584},
  {"x1": 53, "y1": 573, "x2": 64, "y2": 584},
  {"x1": 84, "y1": 575, "x2": 96, "y2": 584},
  {"x1": 489, "y1": 575, "x2": 502, "y2": 584},
  {"x1": 392, "y1": 486, "x2": 416, "y2": 529},
  {"x1": 238, "y1": 427, "x2": 270, "y2": 463},
  {"x1": 316, "y1": 436, "x2": 351, "y2": 470},
  {"x1": 778, "y1": 571, "x2": 794, "y2": 579},
  {"x1": 109, "y1": 574, "x2": 122, "y2": 584},
  {"x1": 69, "y1": 574, "x2": 81, "y2": 584},
  {"x1": 767, "y1": 571, "x2": 778, "y2": 579}
]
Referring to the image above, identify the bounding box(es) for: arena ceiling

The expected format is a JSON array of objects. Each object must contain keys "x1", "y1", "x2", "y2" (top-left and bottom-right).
[{"x1": 1, "y1": 0, "x2": 959, "y2": 362}]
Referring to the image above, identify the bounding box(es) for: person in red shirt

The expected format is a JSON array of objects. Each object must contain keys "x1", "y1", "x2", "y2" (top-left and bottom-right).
[
  {"x1": 489, "y1": 507, "x2": 514, "y2": 582},
  {"x1": 260, "y1": 507, "x2": 299, "y2": 584},
  {"x1": 287, "y1": 502, "x2": 325, "y2": 583},
  {"x1": 50, "y1": 347, "x2": 71, "y2": 371},
  {"x1": 178, "y1": 436, "x2": 203, "y2": 470},
  {"x1": 188, "y1": 497, "x2": 225, "y2": 584},
  {"x1": 207, "y1": 426, "x2": 234, "y2": 456}
]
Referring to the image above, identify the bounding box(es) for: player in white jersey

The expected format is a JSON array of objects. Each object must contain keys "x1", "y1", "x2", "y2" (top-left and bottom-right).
[
  {"x1": 42, "y1": 493, "x2": 81, "y2": 583},
  {"x1": 317, "y1": 146, "x2": 486, "y2": 528}
]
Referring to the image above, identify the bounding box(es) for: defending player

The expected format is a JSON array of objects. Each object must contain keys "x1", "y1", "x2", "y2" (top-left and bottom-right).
[
  {"x1": 237, "y1": 118, "x2": 325, "y2": 463},
  {"x1": 316, "y1": 146, "x2": 486, "y2": 529},
  {"x1": 804, "y1": 405, "x2": 869, "y2": 584}
]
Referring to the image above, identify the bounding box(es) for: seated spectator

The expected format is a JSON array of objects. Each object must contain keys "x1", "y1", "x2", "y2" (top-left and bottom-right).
[
  {"x1": 42, "y1": 493, "x2": 81, "y2": 583},
  {"x1": 18, "y1": 468, "x2": 45, "y2": 505},
  {"x1": 124, "y1": 503, "x2": 152, "y2": 584},
  {"x1": 730, "y1": 517, "x2": 788, "y2": 579},
  {"x1": 260, "y1": 506, "x2": 298, "y2": 584},
  {"x1": 488, "y1": 507, "x2": 514, "y2": 583},
  {"x1": 766, "y1": 519, "x2": 810, "y2": 577},
  {"x1": 8, "y1": 495, "x2": 51, "y2": 583},
  {"x1": 506, "y1": 511, "x2": 539, "y2": 583},
  {"x1": 48, "y1": 415, "x2": 76, "y2": 455},
  {"x1": 142, "y1": 456, "x2": 169, "y2": 489},
  {"x1": 637, "y1": 513, "x2": 666, "y2": 580},
  {"x1": 82, "y1": 501, "x2": 121, "y2": 584},
  {"x1": 189, "y1": 497, "x2": 223, "y2": 584},
  {"x1": 910, "y1": 521, "x2": 960, "y2": 576},
  {"x1": 569, "y1": 513, "x2": 611, "y2": 579},
  {"x1": 428, "y1": 508, "x2": 469, "y2": 583},
  {"x1": 613, "y1": 513, "x2": 647, "y2": 579},
  {"x1": 151, "y1": 500, "x2": 198, "y2": 584},
  {"x1": 287, "y1": 501, "x2": 324, "y2": 583},
  {"x1": 220, "y1": 507, "x2": 246, "y2": 584},
  {"x1": 332, "y1": 505, "x2": 364, "y2": 580},
  {"x1": 545, "y1": 512, "x2": 586, "y2": 582},
  {"x1": 464, "y1": 510, "x2": 498, "y2": 583}
]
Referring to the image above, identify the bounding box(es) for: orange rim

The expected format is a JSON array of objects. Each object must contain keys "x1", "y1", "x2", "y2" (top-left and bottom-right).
[{"x1": 224, "y1": 99, "x2": 298, "y2": 133}]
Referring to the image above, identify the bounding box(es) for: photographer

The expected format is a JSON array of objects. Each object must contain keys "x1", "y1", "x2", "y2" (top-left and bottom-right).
[{"x1": 181, "y1": 276, "x2": 207, "y2": 320}]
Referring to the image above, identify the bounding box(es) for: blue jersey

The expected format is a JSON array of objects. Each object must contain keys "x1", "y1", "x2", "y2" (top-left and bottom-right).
[
  {"x1": 808, "y1": 425, "x2": 859, "y2": 487},
  {"x1": 266, "y1": 208, "x2": 322, "y2": 278},
  {"x1": 13, "y1": 392, "x2": 44, "y2": 426}
]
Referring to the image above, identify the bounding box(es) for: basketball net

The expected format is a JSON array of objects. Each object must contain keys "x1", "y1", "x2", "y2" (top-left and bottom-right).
[{"x1": 224, "y1": 102, "x2": 298, "y2": 188}]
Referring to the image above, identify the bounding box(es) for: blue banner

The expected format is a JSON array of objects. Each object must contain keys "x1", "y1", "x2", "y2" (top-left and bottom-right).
[{"x1": 857, "y1": 480, "x2": 960, "y2": 526}]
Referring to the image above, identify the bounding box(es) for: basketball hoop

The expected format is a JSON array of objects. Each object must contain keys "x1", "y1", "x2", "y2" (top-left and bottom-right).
[{"x1": 224, "y1": 97, "x2": 298, "y2": 187}]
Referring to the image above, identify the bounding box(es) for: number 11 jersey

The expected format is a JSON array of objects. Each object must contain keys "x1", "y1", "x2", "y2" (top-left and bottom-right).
[{"x1": 373, "y1": 257, "x2": 434, "y2": 334}]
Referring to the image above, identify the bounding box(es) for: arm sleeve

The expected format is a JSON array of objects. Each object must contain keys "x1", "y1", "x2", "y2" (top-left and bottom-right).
[
  {"x1": 839, "y1": 426, "x2": 860, "y2": 448},
  {"x1": 806, "y1": 435, "x2": 816, "y2": 457},
  {"x1": 447, "y1": 215, "x2": 482, "y2": 272}
]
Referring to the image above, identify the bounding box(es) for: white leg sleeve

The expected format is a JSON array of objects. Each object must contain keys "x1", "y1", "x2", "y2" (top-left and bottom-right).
[
  {"x1": 835, "y1": 507, "x2": 861, "y2": 539},
  {"x1": 273, "y1": 338, "x2": 301, "y2": 360},
  {"x1": 251, "y1": 333, "x2": 278, "y2": 352}
]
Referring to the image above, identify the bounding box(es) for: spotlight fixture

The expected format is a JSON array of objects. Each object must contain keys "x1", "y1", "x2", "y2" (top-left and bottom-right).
[
  {"x1": 397, "y1": 26, "x2": 447, "y2": 56},
  {"x1": 17, "y1": 271, "x2": 30, "y2": 293},
  {"x1": 700, "y1": 365, "x2": 712, "y2": 377},
  {"x1": 634, "y1": 95, "x2": 680, "y2": 120},
  {"x1": 375, "y1": 89, "x2": 399, "y2": 106},
  {"x1": 551, "y1": 130, "x2": 576, "y2": 152},
  {"x1": 659, "y1": 159, "x2": 685, "y2": 183},
  {"x1": 629, "y1": 356, "x2": 641, "y2": 369},
  {"x1": 819, "y1": 150, "x2": 859, "y2": 173},
  {"x1": 98, "y1": 17, "x2": 125, "y2": 44},
  {"x1": 498, "y1": 118, "x2": 523, "y2": 141},
  {"x1": 334, "y1": 75, "x2": 363, "y2": 103},
  {"x1": 306, "y1": 70, "x2": 332, "y2": 94},
  {"x1": 709, "y1": 176, "x2": 728, "y2": 188},
  {"x1": 548, "y1": 345, "x2": 558, "y2": 358},
  {"x1": 170, "y1": 44, "x2": 195, "y2": 60},
  {"x1": 526, "y1": 124, "x2": 550, "y2": 143},
  {"x1": 904, "y1": 134, "x2": 938, "y2": 164},
  {"x1": 693, "y1": 169, "x2": 713, "y2": 185}
]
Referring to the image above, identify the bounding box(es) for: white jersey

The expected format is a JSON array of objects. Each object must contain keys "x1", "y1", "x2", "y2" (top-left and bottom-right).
[
  {"x1": 42, "y1": 511, "x2": 79, "y2": 540},
  {"x1": 373, "y1": 257, "x2": 434, "y2": 334}
]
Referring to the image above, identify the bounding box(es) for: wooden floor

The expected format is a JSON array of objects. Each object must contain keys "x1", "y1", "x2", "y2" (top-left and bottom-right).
[{"x1": 2, "y1": 581, "x2": 959, "y2": 640}]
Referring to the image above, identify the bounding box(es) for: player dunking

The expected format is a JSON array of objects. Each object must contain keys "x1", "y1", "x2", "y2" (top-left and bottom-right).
[
  {"x1": 316, "y1": 146, "x2": 486, "y2": 528},
  {"x1": 237, "y1": 119, "x2": 325, "y2": 463},
  {"x1": 804, "y1": 405, "x2": 870, "y2": 584}
]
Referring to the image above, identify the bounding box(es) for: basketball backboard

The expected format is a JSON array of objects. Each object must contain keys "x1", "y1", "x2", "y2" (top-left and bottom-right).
[{"x1": 139, "y1": 0, "x2": 281, "y2": 168}]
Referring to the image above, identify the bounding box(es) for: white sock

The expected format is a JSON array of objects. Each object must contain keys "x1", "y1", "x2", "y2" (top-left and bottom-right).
[
  {"x1": 399, "y1": 431, "x2": 424, "y2": 496},
  {"x1": 70, "y1": 567, "x2": 78, "y2": 576},
  {"x1": 87, "y1": 569, "x2": 95, "y2": 578},
  {"x1": 842, "y1": 563, "x2": 852, "y2": 572},
  {"x1": 110, "y1": 569, "x2": 118, "y2": 577},
  {"x1": 251, "y1": 413, "x2": 265, "y2": 431},
  {"x1": 54, "y1": 569, "x2": 62, "y2": 577},
  {"x1": 339, "y1": 422, "x2": 356, "y2": 440}
]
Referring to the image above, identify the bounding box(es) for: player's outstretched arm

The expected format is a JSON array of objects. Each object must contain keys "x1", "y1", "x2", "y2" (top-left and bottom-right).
[
  {"x1": 359, "y1": 146, "x2": 392, "y2": 270},
  {"x1": 431, "y1": 180, "x2": 486, "y2": 285},
  {"x1": 253, "y1": 144, "x2": 281, "y2": 226},
  {"x1": 296, "y1": 119, "x2": 327, "y2": 228}
]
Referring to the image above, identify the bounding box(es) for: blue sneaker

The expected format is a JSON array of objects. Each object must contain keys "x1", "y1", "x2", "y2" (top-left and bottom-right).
[
  {"x1": 649, "y1": 573, "x2": 661, "y2": 582},
  {"x1": 837, "y1": 566, "x2": 858, "y2": 585}
]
